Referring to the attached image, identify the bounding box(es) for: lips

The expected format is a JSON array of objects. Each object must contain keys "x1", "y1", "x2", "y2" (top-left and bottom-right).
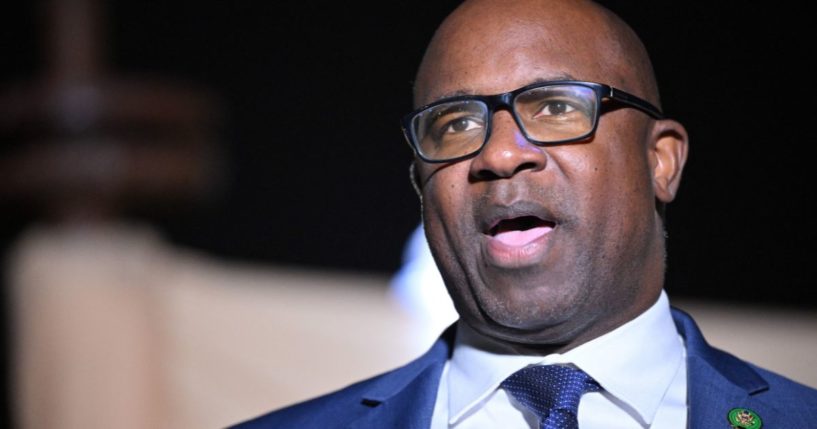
[{"x1": 479, "y1": 202, "x2": 558, "y2": 268}]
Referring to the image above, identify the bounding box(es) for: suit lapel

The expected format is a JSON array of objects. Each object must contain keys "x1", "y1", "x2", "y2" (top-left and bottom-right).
[
  {"x1": 346, "y1": 362, "x2": 444, "y2": 429},
  {"x1": 685, "y1": 355, "x2": 765, "y2": 429},
  {"x1": 672, "y1": 308, "x2": 770, "y2": 429},
  {"x1": 346, "y1": 326, "x2": 455, "y2": 429}
]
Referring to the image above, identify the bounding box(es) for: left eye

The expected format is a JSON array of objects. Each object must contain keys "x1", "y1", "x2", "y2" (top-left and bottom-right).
[{"x1": 538, "y1": 100, "x2": 576, "y2": 116}]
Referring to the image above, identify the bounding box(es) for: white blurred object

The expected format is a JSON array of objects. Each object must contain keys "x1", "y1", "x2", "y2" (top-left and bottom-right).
[{"x1": 390, "y1": 224, "x2": 459, "y2": 349}]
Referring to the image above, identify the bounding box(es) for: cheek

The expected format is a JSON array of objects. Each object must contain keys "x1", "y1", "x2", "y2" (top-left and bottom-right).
[
  {"x1": 605, "y1": 144, "x2": 655, "y2": 218},
  {"x1": 575, "y1": 139, "x2": 657, "y2": 267},
  {"x1": 419, "y1": 166, "x2": 471, "y2": 279},
  {"x1": 598, "y1": 115, "x2": 654, "y2": 189},
  {"x1": 421, "y1": 165, "x2": 470, "y2": 227},
  {"x1": 565, "y1": 129, "x2": 652, "y2": 212},
  {"x1": 547, "y1": 144, "x2": 613, "y2": 214},
  {"x1": 419, "y1": 165, "x2": 476, "y2": 300}
]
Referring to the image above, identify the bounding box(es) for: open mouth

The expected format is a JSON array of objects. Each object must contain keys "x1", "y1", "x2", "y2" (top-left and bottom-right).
[{"x1": 488, "y1": 216, "x2": 555, "y2": 247}]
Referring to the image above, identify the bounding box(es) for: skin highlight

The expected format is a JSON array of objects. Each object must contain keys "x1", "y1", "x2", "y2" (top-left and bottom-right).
[{"x1": 413, "y1": 0, "x2": 688, "y2": 354}]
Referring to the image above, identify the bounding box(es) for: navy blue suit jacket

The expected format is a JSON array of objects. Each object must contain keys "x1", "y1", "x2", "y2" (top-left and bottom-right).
[{"x1": 232, "y1": 309, "x2": 817, "y2": 428}]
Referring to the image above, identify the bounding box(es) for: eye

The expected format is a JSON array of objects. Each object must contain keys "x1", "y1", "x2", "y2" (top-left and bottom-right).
[
  {"x1": 536, "y1": 100, "x2": 576, "y2": 117},
  {"x1": 442, "y1": 116, "x2": 483, "y2": 134},
  {"x1": 420, "y1": 100, "x2": 488, "y2": 144}
]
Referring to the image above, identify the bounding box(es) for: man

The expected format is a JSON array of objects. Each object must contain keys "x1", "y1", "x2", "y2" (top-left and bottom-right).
[{"x1": 233, "y1": 0, "x2": 817, "y2": 427}]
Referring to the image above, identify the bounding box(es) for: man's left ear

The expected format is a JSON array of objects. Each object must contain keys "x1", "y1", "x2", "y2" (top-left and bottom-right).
[
  {"x1": 648, "y1": 119, "x2": 689, "y2": 203},
  {"x1": 409, "y1": 161, "x2": 423, "y2": 201}
]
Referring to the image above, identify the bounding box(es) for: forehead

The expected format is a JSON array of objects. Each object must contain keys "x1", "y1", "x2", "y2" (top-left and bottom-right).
[{"x1": 415, "y1": 4, "x2": 627, "y2": 106}]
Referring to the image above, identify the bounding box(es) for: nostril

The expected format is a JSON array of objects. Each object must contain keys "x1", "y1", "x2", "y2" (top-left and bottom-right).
[
  {"x1": 474, "y1": 162, "x2": 538, "y2": 180},
  {"x1": 472, "y1": 158, "x2": 545, "y2": 181},
  {"x1": 474, "y1": 168, "x2": 502, "y2": 181},
  {"x1": 514, "y1": 161, "x2": 540, "y2": 175}
]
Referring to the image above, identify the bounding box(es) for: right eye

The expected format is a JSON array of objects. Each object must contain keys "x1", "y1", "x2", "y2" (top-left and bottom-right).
[
  {"x1": 441, "y1": 116, "x2": 483, "y2": 134},
  {"x1": 416, "y1": 100, "x2": 488, "y2": 151}
]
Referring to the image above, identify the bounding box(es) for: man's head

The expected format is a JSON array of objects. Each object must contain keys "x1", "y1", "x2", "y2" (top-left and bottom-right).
[{"x1": 408, "y1": 0, "x2": 688, "y2": 352}]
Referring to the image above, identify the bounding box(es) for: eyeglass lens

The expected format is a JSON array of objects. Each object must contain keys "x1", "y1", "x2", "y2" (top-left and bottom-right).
[{"x1": 411, "y1": 84, "x2": 599, "y2": 161}]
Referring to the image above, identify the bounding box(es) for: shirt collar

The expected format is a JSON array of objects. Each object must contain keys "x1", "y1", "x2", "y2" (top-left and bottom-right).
[{"x1": 447, "y1": 290, "x2": 683, "y2": 425}]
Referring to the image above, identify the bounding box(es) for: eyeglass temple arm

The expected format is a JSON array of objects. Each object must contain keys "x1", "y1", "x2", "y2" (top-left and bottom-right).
[{"x1": 608, "y1": 87, "x2": 665, "y2": 119}]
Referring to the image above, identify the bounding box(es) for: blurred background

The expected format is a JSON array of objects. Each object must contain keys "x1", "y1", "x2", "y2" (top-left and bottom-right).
[{"x1": 1, "y1": 1, "x2": 815, "y2": 428}]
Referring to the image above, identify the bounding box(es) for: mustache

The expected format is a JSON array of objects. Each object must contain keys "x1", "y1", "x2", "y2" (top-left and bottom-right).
[
  {"x1": 474, "y1": 179, "x2": 562, "y2": 208},
  {"x1": 473, "y1": 182, "x2": 571, "y2": 232}
]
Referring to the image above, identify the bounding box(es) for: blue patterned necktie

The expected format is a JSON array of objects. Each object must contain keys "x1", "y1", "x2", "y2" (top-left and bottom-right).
[{"x1": 501, "y1": 365, "x2": 601, "y2": 429}]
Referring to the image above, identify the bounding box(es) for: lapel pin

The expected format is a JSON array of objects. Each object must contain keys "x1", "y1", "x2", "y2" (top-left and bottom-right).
[{"x1": 728, "y1": 408, "x2": 762, "y2": 429}]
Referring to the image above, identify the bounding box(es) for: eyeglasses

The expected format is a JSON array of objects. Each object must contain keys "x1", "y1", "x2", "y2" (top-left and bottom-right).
[{"x1": 401, "y1": 80, "x2": 664, "y2": 163}]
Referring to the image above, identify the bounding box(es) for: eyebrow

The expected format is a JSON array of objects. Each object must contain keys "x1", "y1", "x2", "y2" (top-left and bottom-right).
[{"x1": 429, "y1": 72, "x2": 579, "y2": 102}]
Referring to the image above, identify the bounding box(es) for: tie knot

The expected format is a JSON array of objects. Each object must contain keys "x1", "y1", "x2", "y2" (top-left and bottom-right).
[{"x1": 501, "y1": 365, "x2": 600, "y2": 429}]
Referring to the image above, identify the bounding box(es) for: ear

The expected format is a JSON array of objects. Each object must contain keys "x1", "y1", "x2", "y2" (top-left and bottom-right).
[
  {"x1": 409, "y1": 161, "x2": 423, "y2": 201},
  {"x1": 648, "y1": 119, "x2": 689, "y2": 203}
]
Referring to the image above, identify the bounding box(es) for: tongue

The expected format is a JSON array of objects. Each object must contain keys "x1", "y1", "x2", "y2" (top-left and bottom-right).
[{"x1": 492, "y1": 225, "x2": 552, "y2": 246}]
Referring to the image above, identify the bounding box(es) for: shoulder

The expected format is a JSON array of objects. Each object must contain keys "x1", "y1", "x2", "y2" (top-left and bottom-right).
[
  {"x1": 750, "y1": 363, "x2": 817, "y2": 404},
  {"x1": 672, "y1": 307, "x2": 817, "y2": 426},
  {"x1": 673, "y1": 307, "x2": 817, "y2": 396},
  {"x1": 735, "y1": 360, "x2": 817, "y2": 426}
]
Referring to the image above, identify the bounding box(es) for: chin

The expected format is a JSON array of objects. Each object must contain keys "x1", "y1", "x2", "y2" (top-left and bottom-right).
[
  {"x1": 484, "y1": 277, "x2": 582, "y2": 321},
  {"x1": 491, "y1": 307, "x2": 576, "y2": 333},
  {"x1": 465, "y1": 284, "x2": 594, "y2": 344}
]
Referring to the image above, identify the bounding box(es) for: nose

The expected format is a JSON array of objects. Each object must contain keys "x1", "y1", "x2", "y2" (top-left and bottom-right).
[{"x1": 469, "y1": 111, "x2": 547, "y2": 180}]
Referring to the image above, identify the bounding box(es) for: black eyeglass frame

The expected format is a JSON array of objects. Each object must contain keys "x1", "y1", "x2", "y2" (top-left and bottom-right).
[{"x1": 401, "y1": 80, "x2": 665, "y2": 163}]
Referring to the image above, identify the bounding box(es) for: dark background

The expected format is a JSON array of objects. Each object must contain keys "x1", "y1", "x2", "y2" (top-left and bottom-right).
[
  {"x1": 2, "y1": 0, "x2": 813, "y2": 301},
  {"x1": 0, "y1": 2, "x2": 813, "y2": 425}
]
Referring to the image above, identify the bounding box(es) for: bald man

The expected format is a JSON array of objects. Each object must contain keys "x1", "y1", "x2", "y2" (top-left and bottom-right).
[{"x1": 233, "y1": 1, "x2": 817, "y2": 428}]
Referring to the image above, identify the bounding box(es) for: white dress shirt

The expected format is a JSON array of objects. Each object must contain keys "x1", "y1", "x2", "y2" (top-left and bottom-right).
[{"x1": 430, "y1": 290, "x2": 687, "y2": 428}]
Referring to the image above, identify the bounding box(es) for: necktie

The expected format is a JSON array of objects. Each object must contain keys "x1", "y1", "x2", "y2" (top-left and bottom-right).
[{"x1": 501, "y1": 365, "x2": 601, "y2": 429}]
